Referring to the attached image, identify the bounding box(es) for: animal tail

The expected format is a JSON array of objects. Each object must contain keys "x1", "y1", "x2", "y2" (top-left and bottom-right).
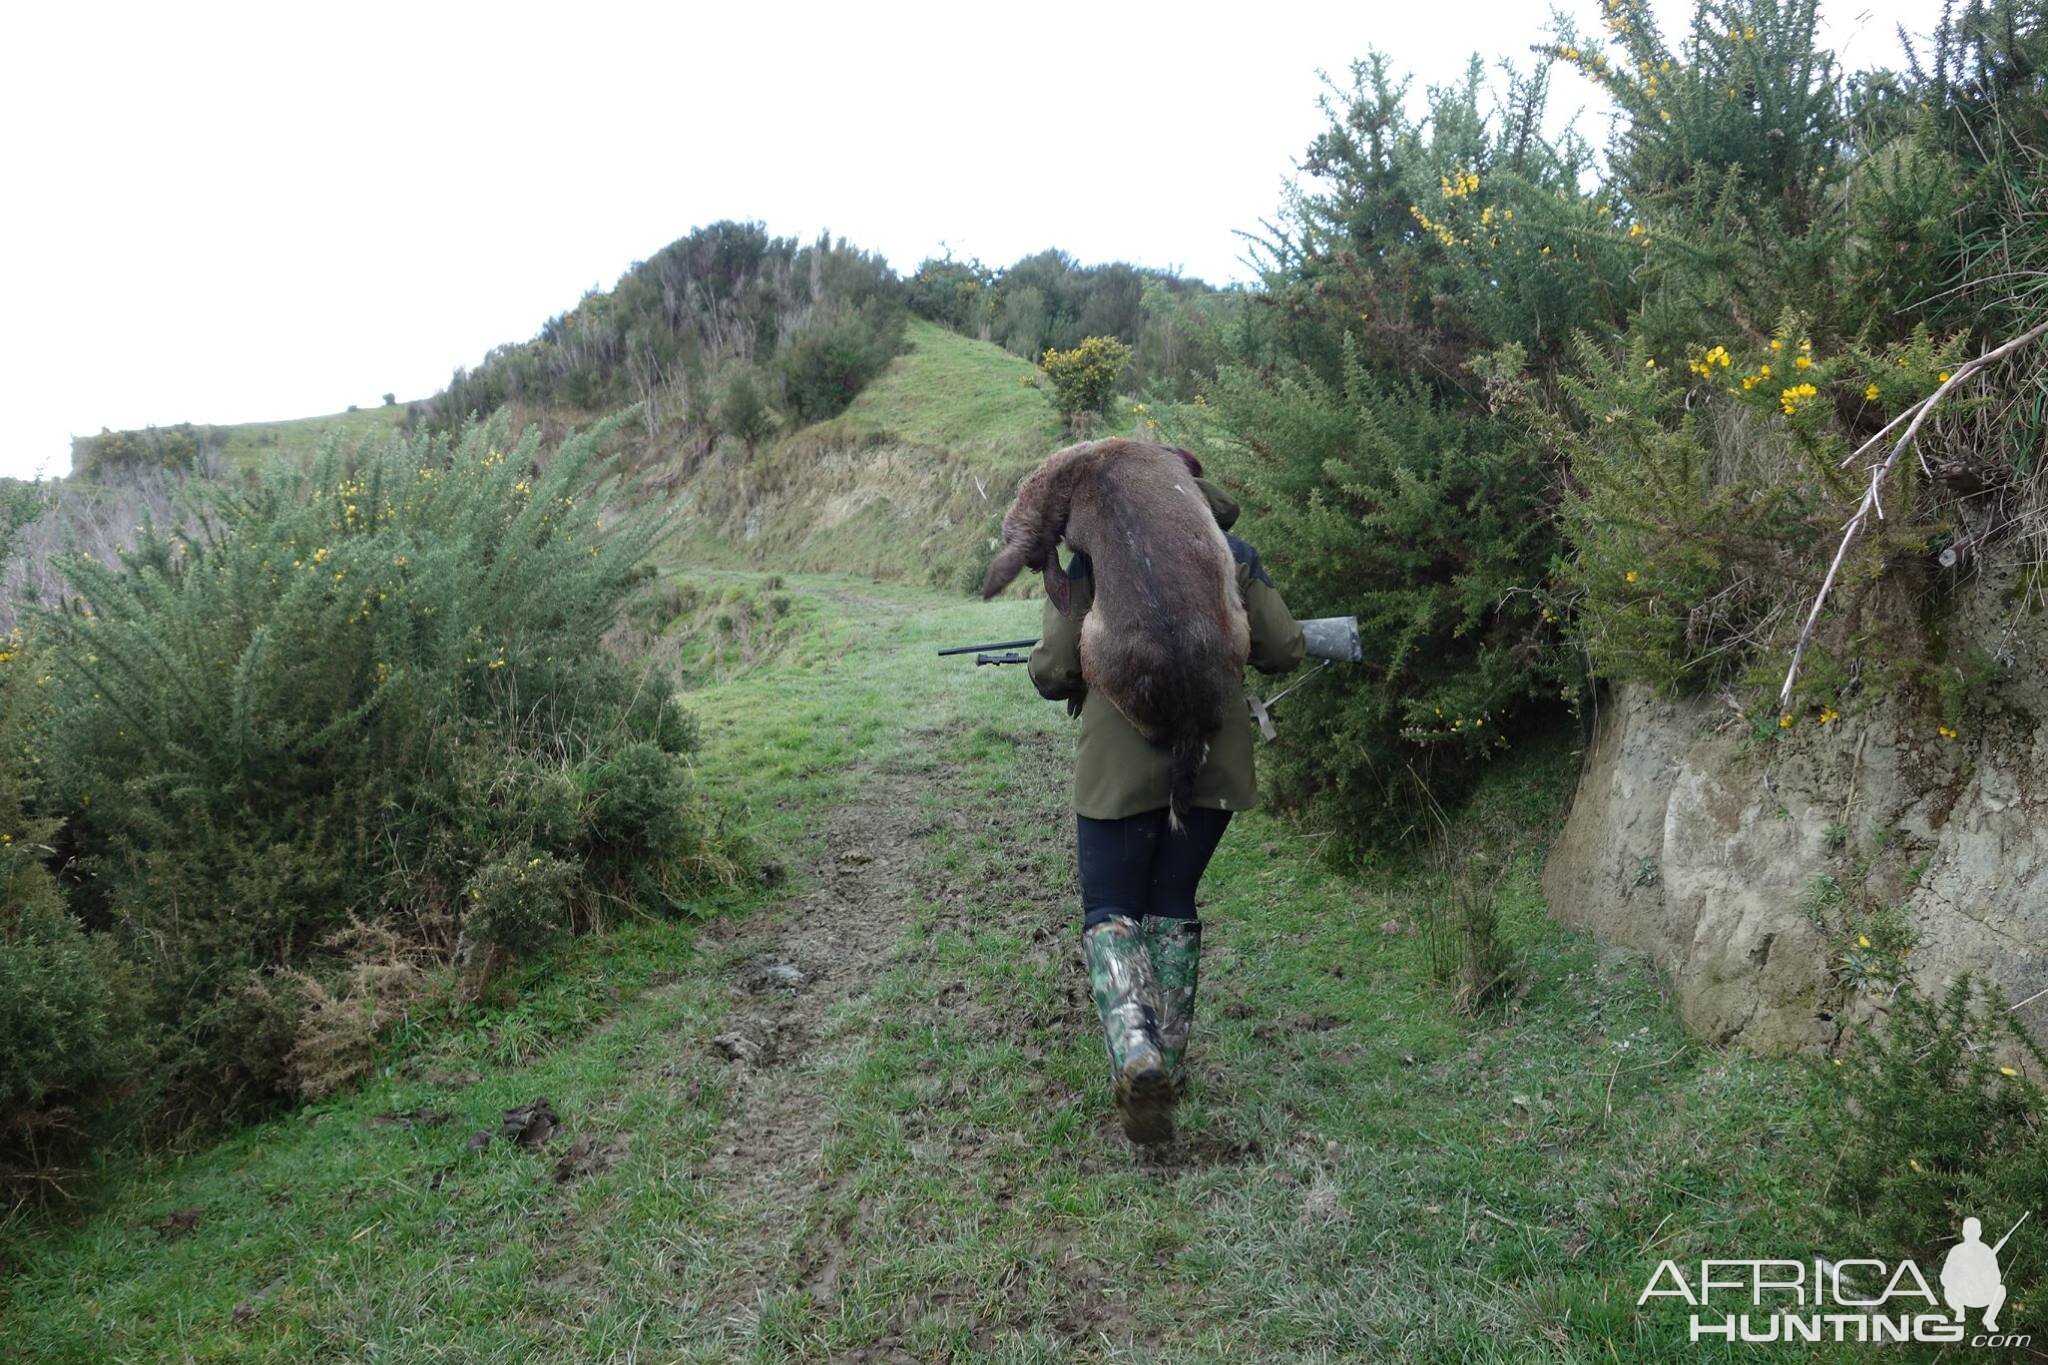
[{"x1": 1167, "y1": 730, "x2": 1210, "y2": 833}]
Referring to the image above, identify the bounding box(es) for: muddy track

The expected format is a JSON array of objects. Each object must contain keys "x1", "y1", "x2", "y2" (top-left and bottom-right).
[
  {"x1": 676, "y1": 726, "x2": 1049, "y2": 1334},
  {"x1": 689, "y1": 786, "x2": 936, "y2": 1293}
]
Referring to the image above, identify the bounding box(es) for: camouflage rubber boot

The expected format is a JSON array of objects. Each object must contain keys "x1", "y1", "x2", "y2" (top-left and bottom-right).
[
  {"x1": 1081, "y1": 916, "x2": 1175, "y2": 1145},
  {"x1": 1143, "y1": 916, "x2": 1201, "y2": 1097}
]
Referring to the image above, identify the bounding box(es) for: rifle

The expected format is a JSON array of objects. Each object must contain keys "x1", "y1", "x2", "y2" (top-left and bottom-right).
[
  {"x1": 937, "y1": 617, "x2": 1364, "y2": 738},
  {"x1": 935, "y1": 638, "x2": 1038, "y2": 666}
]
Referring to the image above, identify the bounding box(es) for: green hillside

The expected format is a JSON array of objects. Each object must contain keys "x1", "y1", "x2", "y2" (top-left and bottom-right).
[
  {"x1": 835, "y1": 317, "x2": 1063, "y2": 460},
  {"x1": 660, "y1": 319, "x2": 1067, "y2": 587}
]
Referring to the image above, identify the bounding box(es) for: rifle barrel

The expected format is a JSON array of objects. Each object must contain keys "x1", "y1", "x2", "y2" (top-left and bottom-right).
[{"x1": 937, "y1": 638, "x2": 1039, "y2": 657}]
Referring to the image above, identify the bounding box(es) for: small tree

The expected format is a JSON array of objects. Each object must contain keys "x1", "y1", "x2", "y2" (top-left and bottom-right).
[
  {"x1": 382, "y1": 393, "x2": 396, "y2": 407},
  {"x1": 1039, "y1": 335, "x2": 1131, "y2": 429}
]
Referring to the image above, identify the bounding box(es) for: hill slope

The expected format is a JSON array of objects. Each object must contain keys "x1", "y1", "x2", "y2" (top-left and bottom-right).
[
  {"x1": 67, "y1": 318, "x2": 1068, "y2": 592},
  {"x1": 662, "y1": 318, "x2": 1064, "y2": 585}
]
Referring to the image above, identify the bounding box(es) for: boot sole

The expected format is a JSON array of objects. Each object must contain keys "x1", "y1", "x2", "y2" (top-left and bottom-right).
[{"x1": 1116, "y1": 1065, "x2": 1177, "y2": 1145}]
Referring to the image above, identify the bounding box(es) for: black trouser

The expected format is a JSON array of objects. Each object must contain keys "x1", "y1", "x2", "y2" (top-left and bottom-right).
[{"x1": 1076, "y1": 806, "x2": 1233, "y2": 930}]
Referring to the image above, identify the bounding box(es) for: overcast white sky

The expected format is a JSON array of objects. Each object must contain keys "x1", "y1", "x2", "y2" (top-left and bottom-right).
[{"x1": 1, "y1": 0, "x2": 1933, "y2": 480}]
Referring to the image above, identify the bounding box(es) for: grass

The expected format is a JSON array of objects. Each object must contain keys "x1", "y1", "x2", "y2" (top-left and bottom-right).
[
  {"x1": 661, "y1": 322, "x2": 1067, "y2": 589},
  {"x1": 834, "y1": 318, "x2": 1064, "y2": 462},
  {"x1": 210, "y1": 404, "x2": 412, "y2": 474},
  {"x1": 0, "y1": 571, "x2": 1863, "y2": 1362}
]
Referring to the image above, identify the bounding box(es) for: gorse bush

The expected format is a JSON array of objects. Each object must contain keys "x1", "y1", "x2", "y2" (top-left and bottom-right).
[
  {"x1": 1180, "y1": 0, "x2": 2048, "y2": 856},
  {"x1": 1177, "y1": 48, "x2": 1598, "y2": 851},
  {"x1": 1551, "y1": 321, "x2": 1969, "y2": 697},
  {"x1": 1039, "y1": 335, "x2": 1132, "y2": 429},
  {"x1": 0, "y1": 625, "x2": 130, "y2": 1211},
  {"x1": 1188, "y1": 346, "x2": 1562, "y2": 848},
  {"x1": 1529, "y1": 0, "x2": 2034, "y2": 719},
  {"x1": 22, "y1": 413, "x2": 743, "y2": 1136},
  {"x1": 69, "y1": 422, "x2": 227, "y2": 482},
  {"x1": 1828, "y1": 977, "x2": 2048, "y2": 1308}
]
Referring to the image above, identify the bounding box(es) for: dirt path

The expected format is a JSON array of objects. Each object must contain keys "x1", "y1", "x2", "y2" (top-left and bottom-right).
[
  {"x1": 689, "y1": 765, "x2": 942, "y2": 1313},
  {"x1": 670, "y1": 689, "x2": 1283, "y2": 1359}
]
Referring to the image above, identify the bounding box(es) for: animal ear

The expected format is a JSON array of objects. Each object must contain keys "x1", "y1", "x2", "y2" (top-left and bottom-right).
[
  {"x1": 1042, "y1": 545, "x2": 1071, "y2": 616},
  {"x1": 981, "y1": 544, "x2": 1027, "y2": 600}
]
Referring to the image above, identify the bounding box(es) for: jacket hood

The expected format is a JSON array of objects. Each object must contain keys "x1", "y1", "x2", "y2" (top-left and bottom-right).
[{"x1": 1197, "y1": 478, "x2": 1240, "y2": 531}]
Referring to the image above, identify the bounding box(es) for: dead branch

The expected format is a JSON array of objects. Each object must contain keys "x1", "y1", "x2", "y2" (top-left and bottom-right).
[{"x1": 1777, "y1": 319, "x2": 2048, "y2": 715}]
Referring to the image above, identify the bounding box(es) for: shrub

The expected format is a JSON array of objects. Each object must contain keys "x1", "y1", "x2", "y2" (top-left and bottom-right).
[
  {"x1": 0, "y1": 630, "x2": 130, "y2": 1208},
  {"x1": 1039, "y1": 335, "x2": 1132, "y2": 428},
  {"x1": 463, "y1": 851, "x2": 579, "y2": 962},
  {"x1": 1183, "y1": 343, "x2": 1564, "y2": 849},
  {"x1": 25, "y1": 412, "x2": 745, "y2": 1131},
  {"x1": 780, "y1": 310, "x2": 901, "y2": 423},
  {"x1": 1827, "y1": 978, "x2": 2048, "y2": 1307},
  {"x1": 69, "y1": 423, "x2": 222, "y2": 482},
  {"x1": 1187, "y1": 0, "x2": 2048, "y2": 859}
]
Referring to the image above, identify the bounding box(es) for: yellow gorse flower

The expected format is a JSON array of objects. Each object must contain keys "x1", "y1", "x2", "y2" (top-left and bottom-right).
[
  {"x1": 1688, "y1": 345, "x2": 1733, "y2": 377},
  {"x1": 1409, "y1": 205, "x2": 1460, "y2": 247}
]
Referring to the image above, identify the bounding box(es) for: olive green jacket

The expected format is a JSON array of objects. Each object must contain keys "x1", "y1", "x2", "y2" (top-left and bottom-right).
[{"x1": 1028, "y1": 480, "x2": 1304, "y2": 818}]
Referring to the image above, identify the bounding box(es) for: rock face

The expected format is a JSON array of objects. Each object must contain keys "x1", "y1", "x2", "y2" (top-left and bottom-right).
[{"x1": 1543, "y1": 588, "x2": 2048, "y2": 1054}]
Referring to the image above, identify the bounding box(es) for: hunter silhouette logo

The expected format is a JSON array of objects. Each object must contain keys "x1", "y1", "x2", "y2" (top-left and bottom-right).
[
  {"x1": 1640, "y1": 1211, "x2": 2034, "y2": 1347},
  {"x1": 1943, "y1": 1213, "x2": 2026, "y2": 1332}
]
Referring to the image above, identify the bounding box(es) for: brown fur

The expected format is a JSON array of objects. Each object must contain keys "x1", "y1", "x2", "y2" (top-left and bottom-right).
[{"x1": 982, "y1": 440, "x2": 1250, "y2": 825}]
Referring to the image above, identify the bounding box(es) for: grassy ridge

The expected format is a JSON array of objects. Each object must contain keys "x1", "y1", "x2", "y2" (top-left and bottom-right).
[
  {"x1": 161, "y1": 321, "x2": 1057, "y2": 592},
  {"x1": 212, "y1": 404, "x2": 411, "y2": 474},
  {"x1": 664, "y1": 322, "x2": 1065, "y2": 588},
  {"x1": 833, "y1": 318, "x2": 1063, "y2": 461},
  {"x1": 0, "y1": 571, "x2": 1845, "y2": 1362}
]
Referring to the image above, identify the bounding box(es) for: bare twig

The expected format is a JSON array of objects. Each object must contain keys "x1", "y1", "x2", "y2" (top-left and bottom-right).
[
  {"x1": 1777, "y1": 320, "x2": 2048, "y2": 714},
  {"x1": 1840, "y1": 728, "x2": 1869, "y2": 830}
]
